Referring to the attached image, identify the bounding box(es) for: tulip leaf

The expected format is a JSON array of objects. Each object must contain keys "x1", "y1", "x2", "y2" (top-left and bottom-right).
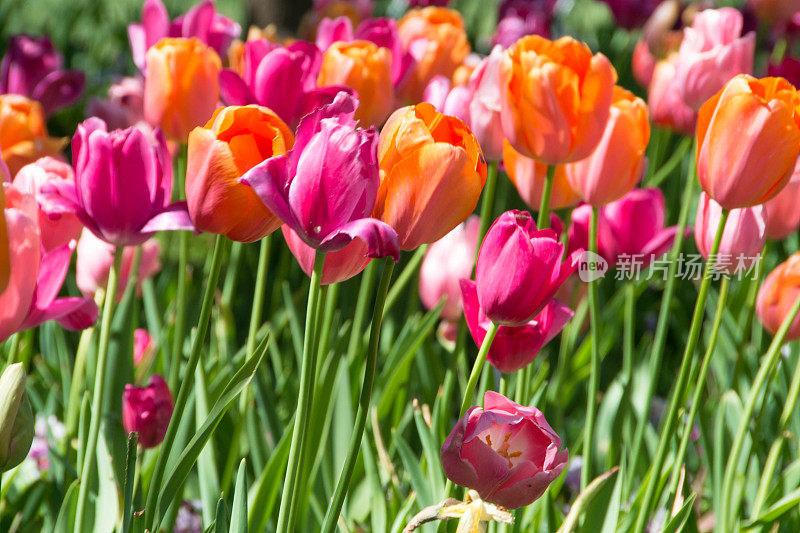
[
  {"x1": 195, "y1": 360, "x2": 220, "y2": 527},
  {"x1": 229, "y1": 459, "x2": 248, "y2": 533},
  {"x1": 247, "y1": 421, "x2": 292, "y2": 533},
  {"x1": 214, "y1": 497, "x2": 229, "y2": 532},
  {"x1": 153, "y1": 333, "x2": 270, "y2": 530},
  {"x1": 53, "y1": 479, "x2": 80, "y2": 533},
  {"x1": 663, "y1": 493, "x2": 696, "y2": 533},
  {"x1": 556, "y1": 467, "x2": 619, "y2": 533},
  {"x1": 394, "y1": 431, "x2": 432, "y2": 508},
  {"x1": 122, "y1": 431, "x2": 138, "y2": 533}
]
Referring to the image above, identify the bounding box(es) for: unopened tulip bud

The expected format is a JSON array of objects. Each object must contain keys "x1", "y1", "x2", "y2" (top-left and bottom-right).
[
  {"x1": 0, "y1": 363, "x2": 34, "y2": 472},
  {"x1": 122, "y1": 374, "x2": 173, "y2": 448}
]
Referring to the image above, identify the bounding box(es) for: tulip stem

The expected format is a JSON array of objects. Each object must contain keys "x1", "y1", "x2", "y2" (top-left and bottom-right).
[
  {"x1": 477, "y1": 161, "x2": 498, "y2": 247},
  {"x1": 169, "y1": 145, "x2": 189, "y2": 392},
  {"x1": 74, "y1": 248, "x2": 123, "y2": 533},
  {"x1": 384, "y1": 245, "x2": 425, "y2": 315},
  {"x1": 719, "y1": 294, "x2": 800, "y2": 531},
  {"x1": 459, "y1": 322, "x2": 500, "y2": 418},
  {"x1": 321, "y1": 257, "x2": 395, "y2": 533},
  {"x1": 633, "y1": 209, "x2": 730, "y2": 533},
  {"x1": 582, "y1": 207, "x2": 601, "y2": 490},
  {"x1": 668, "y1": 275, "x2": 730, "y2": 500},
  {"x1": 145, "y1": 234, "x2": 226, "y2": 532},
  {"x1": 536, "y1": 164, "x2": 556, "y2": 230},
  {"x1": 276, "y1": 251, "x2": 327, "y2": 533}
]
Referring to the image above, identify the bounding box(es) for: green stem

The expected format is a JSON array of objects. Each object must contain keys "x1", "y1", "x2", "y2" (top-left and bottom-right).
[
  {"x1": 459, "y1": 322, "x2": 500, "y2": 418},
  {"x1": 719, "y1": 293, "x2": 800, "y2": 530},
  {"x1": 169, "y1": 145, "x2": 189, "y2": 392},
  {"x1": 320, "y1": 258, "x2": 395, "y2": 533},
  {"x1": 633, "y1": 209, "x2": 730, "y2": 533},
  {"x1": 248, "y1": 236, "x2": 272, "y2": 357},
  {"x1": 582, "y1": 206, "x2": 601, "y2": 490},
  {"x1": 346, "y1": 261, "x2": 377, "y2": 363},
  {"x1": 668, "y1": 276, "x2": 730, "y2": 499},
  {"x1": 623, "y1": 282, "x2": 635, "y2": 384},
  {"x1": 276, "y1": 251, "x2": 326, "y2": 533},
  {"x1": 74, "y1": 248, "x2": 123, "y2": 532},
  {"x1": 384, "y1": 245, "x2": 425, "y2": 315},
  {"x1": 145, "y1": 235, "x2": 226, "y2": 531},
  {"x1": 478, "y1": 161, "x2": 498, "y2": 244},
  {"x1": 536, "y1": 164, "x2": 556, "y2": 230}
]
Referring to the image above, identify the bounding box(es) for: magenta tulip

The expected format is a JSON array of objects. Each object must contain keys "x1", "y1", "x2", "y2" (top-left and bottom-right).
[
  {"x1": 122, "y1": 374, "x2": 173, "y2": 448},
  {"x1": 491, "y1": 0, "x2": 554, "y2": 48},
  {"x1": 763, "y1": 162, "x2": 800, "y2": 240},
  {"x1": 598, "y1": 0, "x2": 662, "y2": 30},
  {"x1": 441, "y1": 391, "x2": 568, "y2": 509},
  {"x1": 695, "y1": 192, "x2": 766, "y2": 275},
  {"x1": 461, "y1": 279, "x2": 573, "y2": 373},
  {"x1": 0, "y1": 185, "x2": 97, "y2": 343},
  {"x1": 418, "y1": 215, "x2": 479, "y2": 321},
  {"x1": 475, "y1": 210, "x2": 581, "y2": 327},
  {"x1": 241, "y1": 92, "x2": 400, "y2": 261},
  {"x1": 675, "y1": 8, "x2": 755, "y2": 110},
  {"x1": 127, "y1": 0, "x2": 240, "y2": 71},
  {"x1": 0, "y1": 35, "x2": 85, "y2": 116},
  {"x1": 133, "y1": 328, "x2": 155, "y2": 368},
  {"x1": 64, "y1": 118, "x2": 192, "y2": 246},
  {"x1": 86, "y1": 77, "x2": 146, "y2": 131},
  {"x1": 12, "y1": 157, "x2": 83, "y2": 252},
  {"x1": 282, "y1": 226, "x2": 371, "y2": 285}
]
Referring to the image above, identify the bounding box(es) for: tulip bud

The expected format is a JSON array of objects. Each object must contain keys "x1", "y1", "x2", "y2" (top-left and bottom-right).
[
  {"x1": 0, "y1": 94, "x2": 65, "y2": 176},
  {"x1": 133, "y1": 328, "x2": 155, "y2": 369},
  {"x1": 757, "y1": 252, "x2": 800, "y2": 340},
  {"x1": 374, "y1": 103, "x2": 486, "y2": 250},
  {"x1": 697, "y1": 75, "x2": 800, "y2": 209},
  {"x1": 122, "y1": 374, "x2": 173, "y2": 448},
  {"x1": 144, "y1": 37, "x2": 221, "y2": 142},
  {"x1": 694, "y1": 192, "x2": 766, "y2": 275},
  {"x1": 0, "y1": 363, "x2": 34, "y2": 472}
]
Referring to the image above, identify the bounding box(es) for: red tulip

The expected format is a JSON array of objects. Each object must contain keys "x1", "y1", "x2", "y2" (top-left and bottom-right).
[{"x1": 122, "y1": 374, "x2": 173, "y2": 448}]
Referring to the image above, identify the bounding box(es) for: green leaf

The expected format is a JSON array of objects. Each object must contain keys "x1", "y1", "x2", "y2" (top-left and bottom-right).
[
  {"x1": 153, "y1": 334, "x2": 270, "y2": 530},
  {"x1": 663, "y1": 493, "x2": 696, "y2": 533},
  {"x1": 214, "y1": 498, "x2": 229, "y2": 532},
  {"x1": 195, "y1": 360, "x2": 220, "y2": 527},
  {"x1": 53, "y1": 479, "x2": 80, "y2": 533},
  {"x1": 247, "y1": 422, "x2": 292, "y2": 532},
  {"x1": 230, "y1": 459, "x2": 248, "y2": 533},
  {"x1": 557, "y1": 467, "x2": 619, "y2": 533},
  {"x1": 122, "y1": 432, "x2": 138, "y2": 533},
  {"x1": 393, "y1": 432, "x2": 432, "y2": 507},
  {"x1": 94, "y1": 428, "x2": 122, "y2": 532},
  {"x1": 749, "y1": 486, "x2": 800, "y2": 525}
]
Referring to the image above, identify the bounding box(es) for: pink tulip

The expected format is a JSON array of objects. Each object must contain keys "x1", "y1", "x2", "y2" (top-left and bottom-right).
[
  {"x1": 440, "y1": 391, "x2": 568, "y2": 509},
  {"x1": 75, "y1": 228, "x2": 162, "y2": 299},
  {"x1": 122, "y1": 374, "x2": 173, "y2": 448},
  {"x1": 127, "y1": 0, "x2": 240, "y2": 71},
  {"x1": 418, "y1": 216, "x2": 479, "y2": 321},
  {"x1": 12, "y1": 157, "x2": 83, "y2": 252},
  {"x1": 491, "y1": 0, "x2": 555, "y2": 48},
  {"x1": 568, "y1": 188, "x2": 687, "y2": 267},
  {"x1": 133, "y1": 328, "x2": 155, "y2": 368},
  {"x1": 62, "y1": 118, "x2": 192, "y2": 246},
  {"x1": 282, "y1": 226, "x2": 370, "y2": 285},
  {"x1": 632, "y1": 39, "x2": 656, "y2": 88},
  {"x1": 694, "y1": 192, "x2": 766, "y2": 275},
  {"x1": 648, "y1": 55, "x2": 697, "y2": 136},
  {"x1": 461, "y1": 280, "x2": 572, "y2": 373},
  {"x1": 86, "y1": 77, "x2": 146, "y2": 131},
  {"x1": 475, "y1": 210, "x2": 581, "y2": 327},
  {"x1": 0, "y1": 185, "x2": 97, "y2": 343},
  {"x1": 675, "y1": 8, "x2": 755, "y2": 111},
  {"x1": 422, "y1": 76, "x2": 471, "y2": 123},
  {"x1": 0, "y1": 35, "x2": 85, "y2": 116},
  {"x1": 467, "y1": 46, "x2": 504, "y2": 162},
  {"x1": 241, "y1": 92, "x2": 400, "y2": 261},
  {"x1": 763, "y1": 161, "x2": 800, "y2": 240}
]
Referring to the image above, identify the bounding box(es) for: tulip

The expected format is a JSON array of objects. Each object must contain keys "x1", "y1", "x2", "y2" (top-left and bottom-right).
[
  {"x1": 318, "y1": 40, "x2": 394, "y2": 126},
  {"x1": 697, "y1": 75, "x2": 800, "y2": 209},
  {"x1": 219, "y1": 40, "x2": 350, "y2": 130},
  {"x1": 695, "y1": 192, "x2": 766, "y2": 275},
  {"x1": 763, "y1": 162, "x2": 800, "y2": 240},
  {"x1": 298, "y1": 0, "x2": 373, "y2": 42},
  {"x1": 241, "y1": 91, "x2": 400, "y2": 261},
  {"x1": 128, "y1": 0, "x2": 241, "y2": 71},
  {"x1": 675, "y1": 8, "x2": 755, "y2": 111},
  {"x1": 475, "y1": 210, "x2": 581, "y2": 326},
  {"x1": 186, "y1": 105, "x2": 294, "y2": 242},
  {"x1": 565, "y1": 87, "x2": 649, "y2": 206},
  {"x1": 648, "y1": 54, "x2": 697, "y2": 136},
  {"x1": 0, "y1": 185, "x2": 98, "y2": 343},
  {"x1": 460, "y1": 280, "x2": 573, "y2": 373},
  {"x1": 632, "y1": 39, "x2": 656, "y2": 88},
  {"x1": 598, "y1": 0, "x2": 663, "y2": 30},
  {"x1": 87, "y1": 77, "x2": 146, "y2": 131},
  {"x1": 75, "y1": 228, "x2": 162, "y2": 299},
  {"x1": 373, "y1": 103, "x2": 486, "y2": 250},
  {"x1": 396, "y1": 7, "x2": 471, "y2": 103},
  {"x1": 440, "y1": 391, "x2": 568, "y2": 509},
  {"x1": 422, "y1": 76, "x2": 471, "y2": 127},
  {"x1": 769, "y1": 57, "x2": 800, "y2": 89},
  {"x1": 68, "y1": 118, "x2": 193, "y2": 246},
  {"x1": 0, "y1": 363, "x2": 33, "y2": 472},
  {"x1": 0, "y1": 185, "x2": 7, "y2": 294},
  {"x1": 499, "y1": 35, "x2": 617, "y2": 165},
  {"x1": 143, "y1": 37, "x2": 221, "y2": 142},
  {"x1": 0, "y1": 94, "x2": 65, "y2": 176},
  {"x1": 466, "y1": 46, "x2": 505, "y2": 162},
  {"x1": 134, "y1": 328, "x2": 155, "y2": 368},
  {"x1": 282, "y1": 226, "x2": 370, "y2": 285},
  {"x1": 418, "y1": 215, "x2": 479, "y2": 321},
  {"x1": 0, "y1": 35, "x2": 85, "y2": 116},
  {"x1": 491, "y1": 0, "x2": 555, "y2": 48},
  {"x1": 756, "y1": 252, "x2": 800, "y2": 340},
  {"x1": 122, "y1": 374, "x2": 174, "y2": 448},
  {"x1": 503, "y1": 140, "x2": 579, "y2": 210},
  {"x1": 568, "y1": 188, "x2": 685, "y2": 267},
  {"x1": 13, "y1": 157, "x2": 82, "y2": 252},
  {"x1": 747, "y1": 0, "x2": 800, "y2": 27}
]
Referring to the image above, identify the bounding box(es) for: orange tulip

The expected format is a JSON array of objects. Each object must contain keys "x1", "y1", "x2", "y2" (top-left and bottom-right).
[
  {"x1": 756, "y1": 252, "x2": 800, "y2": 341},
  {"x1": 186, "y1": 105, "x2": 294, "y2": 242},
  {"x1": 498, "y1": 35, "x2": 617, "y2": 165},
  {"x1": 318, "y1": 40, "x2": 394, "y2": 126},
  {"x1": 502, "y1": 140, "x2": 579, "y2": 210},
  {"x1": 0, "y1": 185, "x2": 8, "y2": 295},
  {"x1": 374, "y1": 103, "x2": 486, "y2": 250},
  {"x1": 565, "y1": 87, "x2": 650, "y2": 206},
  {"x1": 144, "y1": 37, "x2": 222, "y2": 142},
  {"x1": 397, "y1": 7, "x2": 470, "y2": 103},
  {"x1": 0, "y1": 95, "x2": 64, "y2": 176},
  {"x1": 697, "y1": 74, "x2": 800, "y2": 209}
]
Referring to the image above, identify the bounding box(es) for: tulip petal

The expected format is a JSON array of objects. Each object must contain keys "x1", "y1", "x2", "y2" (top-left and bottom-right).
[
  {"x1": 24, "y1": 296, "x2": 98, "y2": 332},
  {"x1": 319, "y1": 217, "x2": 400, "y2": 261},
  {"x1": 239, "y1": 155, "x2": 297, "y2": 230},
  {"x1": 140, "y1": 202, "x2": 195, "y2": 233},
  {"x1": 181, "y1": 0, "x2": 215, "y2": 41},
  {"x1": 31, "y1": 241, "x2": 73, "y2": 311},
  {"x1": 32, "y1": 70, "x2": 85, "y2": 115},
  {"x1": 219, "y1": 69, "x2": 256, "y2": 106}
]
